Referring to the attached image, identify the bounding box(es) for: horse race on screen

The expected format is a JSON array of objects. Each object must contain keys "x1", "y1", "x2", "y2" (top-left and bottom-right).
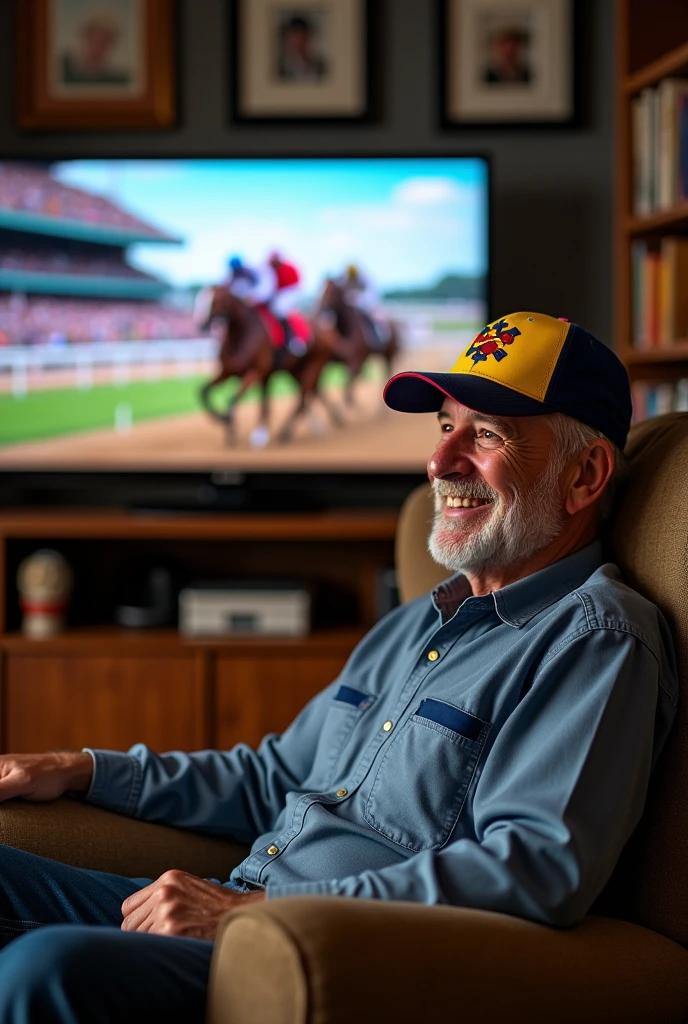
[{"x1": 0, "y1": 158, "x2": 488, "y2": 471}]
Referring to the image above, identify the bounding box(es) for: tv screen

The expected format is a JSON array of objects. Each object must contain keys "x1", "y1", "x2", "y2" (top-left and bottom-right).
[{"x1": 0, "y1": 157, "x2": 489, "y2": 474}]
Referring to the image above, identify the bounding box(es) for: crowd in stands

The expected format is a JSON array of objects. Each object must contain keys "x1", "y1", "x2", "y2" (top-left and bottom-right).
[
  {"x1": 0, "y1": 164, "x2": 171, "y2": 240},
  {"x1": 0, "y1": 249, "x2": 158, "y2": 281},
  {"x1": 0, "y1": 295, "x2": 198, "y2": 346}
]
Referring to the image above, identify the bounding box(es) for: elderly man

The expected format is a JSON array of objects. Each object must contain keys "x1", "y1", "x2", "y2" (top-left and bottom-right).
[{"x1": 0, "y1": 312, "x2": 676, "y2": 1022}]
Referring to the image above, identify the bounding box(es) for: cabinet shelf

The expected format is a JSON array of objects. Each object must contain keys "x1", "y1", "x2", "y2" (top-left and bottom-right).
[
  {"x1": 624, "y1": 40, "x2": 688, "y2": 93},
  {"x1": 626, "y1": 204, "x2": 688, "y2": 236},
  {"x1": 0, "y1": 625, "x2": 366, "y2": 655},
  {"x1": 624, "y1": 341, "x2": 688, "y2": 364},
  {"x1": 0, "y1": 509, "x2": 398, "y2": 542}
]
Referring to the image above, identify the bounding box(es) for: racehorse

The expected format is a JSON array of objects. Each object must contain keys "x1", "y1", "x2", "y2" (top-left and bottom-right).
[
  {"x1": 194, "y1": 286, "x2": 344, "y2": 445},
  {"x1": 316, "y1": 279, "x2": 400, "y2": 408}
]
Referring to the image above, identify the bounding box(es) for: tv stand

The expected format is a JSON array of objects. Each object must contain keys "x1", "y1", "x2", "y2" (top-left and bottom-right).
[{"x1": 0, "y1": 507, "x2": 398, "y2": 755}]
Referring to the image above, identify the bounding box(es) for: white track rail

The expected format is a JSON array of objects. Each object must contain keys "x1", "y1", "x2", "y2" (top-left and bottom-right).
[{"x1": 0, "y1": 339, "x2": 218, "y2": 397}]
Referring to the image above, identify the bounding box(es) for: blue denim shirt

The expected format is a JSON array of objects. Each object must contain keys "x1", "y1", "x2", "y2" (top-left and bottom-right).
[{"x1": 85, "y1": 541, "x2": 678, "y2": 927}]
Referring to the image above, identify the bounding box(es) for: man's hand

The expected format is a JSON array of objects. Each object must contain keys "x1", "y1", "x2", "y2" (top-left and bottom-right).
[
  {"x1": 121, "y1": 870, "x2": 265, "y2": 941},
  {"x1": 0, "y1": 752, "x2": 94, "y2": 803}
]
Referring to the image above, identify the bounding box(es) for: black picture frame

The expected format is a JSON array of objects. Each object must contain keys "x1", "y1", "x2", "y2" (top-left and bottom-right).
[
  {"x1": 439, "y1": 0, "x2": 579, "y2": 130},
  {"x1": 230, "y1": 0, "x2": 376, "y2": 124}
]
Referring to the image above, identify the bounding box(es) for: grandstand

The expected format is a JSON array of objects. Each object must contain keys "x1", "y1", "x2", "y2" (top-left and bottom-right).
[{"x1": 0, "y1": 163, "x2": 196, "y2": 345}]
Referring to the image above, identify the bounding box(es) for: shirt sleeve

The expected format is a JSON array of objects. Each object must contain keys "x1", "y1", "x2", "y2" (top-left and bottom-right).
[
  {"x1": 266, "y1": 627, "x2": 676, "y2": 926},
  {"x1": 83, "y1": 678, "x2": 341, "y2": 846}
]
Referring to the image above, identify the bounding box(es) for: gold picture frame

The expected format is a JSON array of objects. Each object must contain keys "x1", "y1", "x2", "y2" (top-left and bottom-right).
[{"x1": 17, "y1": 0, "x2": 177, "y2": 131}]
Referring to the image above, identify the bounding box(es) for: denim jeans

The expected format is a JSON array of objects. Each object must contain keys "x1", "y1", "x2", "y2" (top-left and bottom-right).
[{"x1": 0, "y1": 843, "x2": 213, "y2": 1023}]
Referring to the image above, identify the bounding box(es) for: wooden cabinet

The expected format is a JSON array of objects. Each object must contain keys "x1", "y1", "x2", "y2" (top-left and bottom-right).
[
  {"x1": 5, "y1": 649, "x2": 205, "y2": 754},
  {"x1": 0, "y1": 509, "x2": 396, "y2": 755},
  {"x1": 214, "y1": 645, "x2": 352, "y2": 751}
]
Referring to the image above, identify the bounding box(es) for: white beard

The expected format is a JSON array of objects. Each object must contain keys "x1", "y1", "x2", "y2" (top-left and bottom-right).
[{"x1": 428, "y1": 458, "x2": 565, "y2": 576}]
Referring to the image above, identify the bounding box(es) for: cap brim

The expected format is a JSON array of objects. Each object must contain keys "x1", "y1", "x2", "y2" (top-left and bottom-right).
[{"x1": 383, "y1": 371, "x2": 553, "y2": 417}]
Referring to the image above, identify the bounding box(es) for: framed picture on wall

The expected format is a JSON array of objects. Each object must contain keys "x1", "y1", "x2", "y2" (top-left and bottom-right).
[
  {"x1": 441, "y1": 0, "x2": 575, "y2": 126},
  {"x1": 232, "y1": 0, "x2": 372, "y2": 122},
  {"x1": 17, "y1": 0, "x2": 177, "y2": 130}
]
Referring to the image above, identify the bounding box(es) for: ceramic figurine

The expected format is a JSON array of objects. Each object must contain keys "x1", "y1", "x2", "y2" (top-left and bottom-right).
[{"x1": 17, "y1": 549, "x2": 73, "y2": 639}]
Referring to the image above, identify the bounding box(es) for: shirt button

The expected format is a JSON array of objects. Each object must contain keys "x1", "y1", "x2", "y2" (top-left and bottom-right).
[
  {"x1": 336, "y1": 788, "x2": 348, "y2": 797},
  {"x1": 428, "y1": 649, "x2": 440, "y2": 661},
  {"x1": 382, "y1": 720, "x2": 394, "y2": 732},
  {"x1": 266, "y1": 845, "x2": 279, "y2": 855}
]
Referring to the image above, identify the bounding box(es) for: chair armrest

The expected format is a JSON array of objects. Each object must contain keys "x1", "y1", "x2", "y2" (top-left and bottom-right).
[
  {"x1": 209, "y1": 897, "x2": 688, "y2": 1024},
  {"x1": 0, "y1": 798, "x2": 248, "y2": 880}
]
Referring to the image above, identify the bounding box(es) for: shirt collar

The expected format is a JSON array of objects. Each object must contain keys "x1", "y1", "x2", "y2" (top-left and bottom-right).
[{"x1": 431, "y1": 541, "x2": 604, "y2": 628}]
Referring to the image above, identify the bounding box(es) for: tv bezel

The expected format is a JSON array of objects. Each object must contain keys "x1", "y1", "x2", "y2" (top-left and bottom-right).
[{"x1": 0, "y1": 151, "x2": 492, "y2": 511}]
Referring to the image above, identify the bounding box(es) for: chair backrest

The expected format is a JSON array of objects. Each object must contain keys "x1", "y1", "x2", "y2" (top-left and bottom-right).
[{"x1": 395, "y1": 412, "x2": 688, "y2": 946}]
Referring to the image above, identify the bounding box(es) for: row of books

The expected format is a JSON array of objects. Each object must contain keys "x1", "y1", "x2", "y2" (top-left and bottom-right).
[
  {"x1": 631, "y1": 378, "x2": 688, "y2": 422},
  {"x1": 632, "y1": 78, "x2": 688, "y2": 215},
  {"x1": 631, "y1": 237, "x2": 688, "y2": 347}
]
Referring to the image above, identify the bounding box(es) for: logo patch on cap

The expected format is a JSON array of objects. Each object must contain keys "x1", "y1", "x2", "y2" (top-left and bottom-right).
[
  {"x1": 449, "y1": 311, "x2": 571, "y2": 402},
  {"x1": 465, "y1": 319, "x2": 521, "y2": 365}
]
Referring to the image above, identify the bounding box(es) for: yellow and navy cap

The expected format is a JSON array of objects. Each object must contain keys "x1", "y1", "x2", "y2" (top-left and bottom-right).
[{"x1": 384, "y1": 311, "x2": 632, "y2": 451}]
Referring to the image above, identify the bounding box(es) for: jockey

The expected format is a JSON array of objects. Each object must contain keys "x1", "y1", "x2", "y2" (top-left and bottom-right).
[
  {"x1": 225, "y1": 255, "x2": 258, "y2": 301},
  {"x1": 226, "y1": 252, "x2": 305, "y2": 352},
  {"x1": 338, "y1": 263, "x2": 379, "y2": 315},
  {"x1": 267, "y1": 251, "x2": 301, "y2": 315},
  {"x1": 266, "y1": 252, "x2": 305, "y2": 353},
  {"x1": 336, "y1": 264, "x2": 390, "y2": 347}
]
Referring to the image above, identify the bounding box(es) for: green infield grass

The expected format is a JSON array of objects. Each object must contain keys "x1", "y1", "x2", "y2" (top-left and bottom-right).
[
  {"x1": 0, "y1": 362, "x2": 378, "y2": 447},
  {"x1": 432, "y1": 320, "x2": 480, "y2": 332}
]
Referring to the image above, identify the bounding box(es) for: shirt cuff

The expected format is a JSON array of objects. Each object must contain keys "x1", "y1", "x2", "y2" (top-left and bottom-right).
[
  {"x1": 265, "y1": 879, "x2": 340, "y2": 899},
  {"x1": 81, "y1": 748, "x2": 142, "y2": 817}
]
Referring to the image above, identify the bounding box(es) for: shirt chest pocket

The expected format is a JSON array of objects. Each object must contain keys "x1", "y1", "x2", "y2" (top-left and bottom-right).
[
  {"x1": 313, "y1": 685, "x2": 376, "y2": 788},
  {"x1": 363, "y1": 698, "x2": 490, "y2": 853}
]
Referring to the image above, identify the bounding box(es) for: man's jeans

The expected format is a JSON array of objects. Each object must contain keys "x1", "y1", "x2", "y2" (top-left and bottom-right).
[{"x1": 0, "y1": 843, "x2": 213, "y2": 1023}]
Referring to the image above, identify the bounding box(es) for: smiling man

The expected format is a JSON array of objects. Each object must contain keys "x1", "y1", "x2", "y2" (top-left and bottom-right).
[{"x1": 0, "y1": 312, "x2": 677, "y2": 1023}]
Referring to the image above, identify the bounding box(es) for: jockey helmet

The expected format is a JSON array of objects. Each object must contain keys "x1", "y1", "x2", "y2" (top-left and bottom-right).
[{"x1": 228, "y1": 255, "x2": 243, "y2": 272}]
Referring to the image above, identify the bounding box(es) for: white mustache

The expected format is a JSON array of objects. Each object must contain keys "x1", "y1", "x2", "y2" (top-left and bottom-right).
[{"x1": 433, "y1": 480, "x2": 498, "y2": 502}]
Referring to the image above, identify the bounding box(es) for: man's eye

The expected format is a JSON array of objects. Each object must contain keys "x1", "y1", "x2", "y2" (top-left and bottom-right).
[{"x1": 478, "y1": 429, "x2": 501, "y2": 442}]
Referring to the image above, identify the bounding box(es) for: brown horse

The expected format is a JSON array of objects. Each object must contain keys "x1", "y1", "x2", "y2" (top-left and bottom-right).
[
  {"x1": 316, "y1": 279, "x2": 401, "y2": 407},
  {"x1": 195, "y1": 286, "x2": 343, "y2": 445}
]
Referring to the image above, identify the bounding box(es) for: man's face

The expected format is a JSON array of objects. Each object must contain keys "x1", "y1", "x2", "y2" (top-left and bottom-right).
[
  {"x1": 82, "y1": 23, "x2": 117, "y2": 62},
  {"x1": 285, "y1": 25, "x2": 310, "y2": 56},
  {"x1": 427, "y1": 398, "x2": 565, "y2": 575},
  {"x1": 496, "y1": 36, "x2": 522, "y2": 63}
]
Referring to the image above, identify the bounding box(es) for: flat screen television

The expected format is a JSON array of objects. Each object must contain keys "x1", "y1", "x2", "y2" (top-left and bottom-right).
[{"x1": 0, "y1": 156, "x2": 490, "y2": 509}]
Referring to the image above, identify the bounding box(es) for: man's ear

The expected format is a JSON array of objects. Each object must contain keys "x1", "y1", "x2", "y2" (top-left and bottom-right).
[{"x1": 564, "y1": 440, "x2": 614, "y2": 516}]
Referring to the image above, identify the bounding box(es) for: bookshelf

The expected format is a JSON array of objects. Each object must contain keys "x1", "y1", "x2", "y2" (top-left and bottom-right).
[{"x1": 615, "y1": 0, "x2": 688, "y2": 420}]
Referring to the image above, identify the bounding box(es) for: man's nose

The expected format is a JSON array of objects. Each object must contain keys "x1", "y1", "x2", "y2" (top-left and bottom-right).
[{"x1": 428, "y1": 434, "x2": 474, "y2": 480}]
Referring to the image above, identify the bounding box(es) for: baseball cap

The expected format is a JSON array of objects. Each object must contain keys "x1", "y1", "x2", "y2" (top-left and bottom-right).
[{"x1": 383, "y1": 311, "x2": 632, "y2": 451}]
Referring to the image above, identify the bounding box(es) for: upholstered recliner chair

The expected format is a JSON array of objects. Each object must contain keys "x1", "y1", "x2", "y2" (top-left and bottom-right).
[{"x1": 0, "y1": 413, "x2": 687, "y2": 1023}]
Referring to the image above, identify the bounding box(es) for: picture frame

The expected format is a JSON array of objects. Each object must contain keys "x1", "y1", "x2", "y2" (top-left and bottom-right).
[
  {"x1": 231, "y1": 0, "x2": 373, "y2": 123},
  {"x1": 441, "y1": 0, "x2": 576, "y2": 127},
  {"x1": 17, "y1": 0, "x2": 177, "y2": 131}
]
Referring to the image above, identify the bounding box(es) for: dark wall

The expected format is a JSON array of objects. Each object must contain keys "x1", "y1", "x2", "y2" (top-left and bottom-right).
[{"x1": 0, "y1": 0, "x2": 614, "y2": 343}]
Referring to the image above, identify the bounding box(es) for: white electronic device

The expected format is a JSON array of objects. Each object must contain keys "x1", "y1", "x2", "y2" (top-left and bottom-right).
[{"x1": 178, "y1": 581, "x2": 310, "y2": 638}]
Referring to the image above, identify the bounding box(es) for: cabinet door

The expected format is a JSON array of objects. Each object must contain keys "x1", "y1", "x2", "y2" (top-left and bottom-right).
[
  {"x1": 214, "y1": 653, "x2": 348, "y2": 751},
  {"x1": 5, "y1": 655, "x2": 206, "y2": 754}
]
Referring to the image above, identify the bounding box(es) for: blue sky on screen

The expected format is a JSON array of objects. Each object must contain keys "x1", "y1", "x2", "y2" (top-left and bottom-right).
[{"x1": 54, "y1": 158, "x2": 488, "y2": 293}]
